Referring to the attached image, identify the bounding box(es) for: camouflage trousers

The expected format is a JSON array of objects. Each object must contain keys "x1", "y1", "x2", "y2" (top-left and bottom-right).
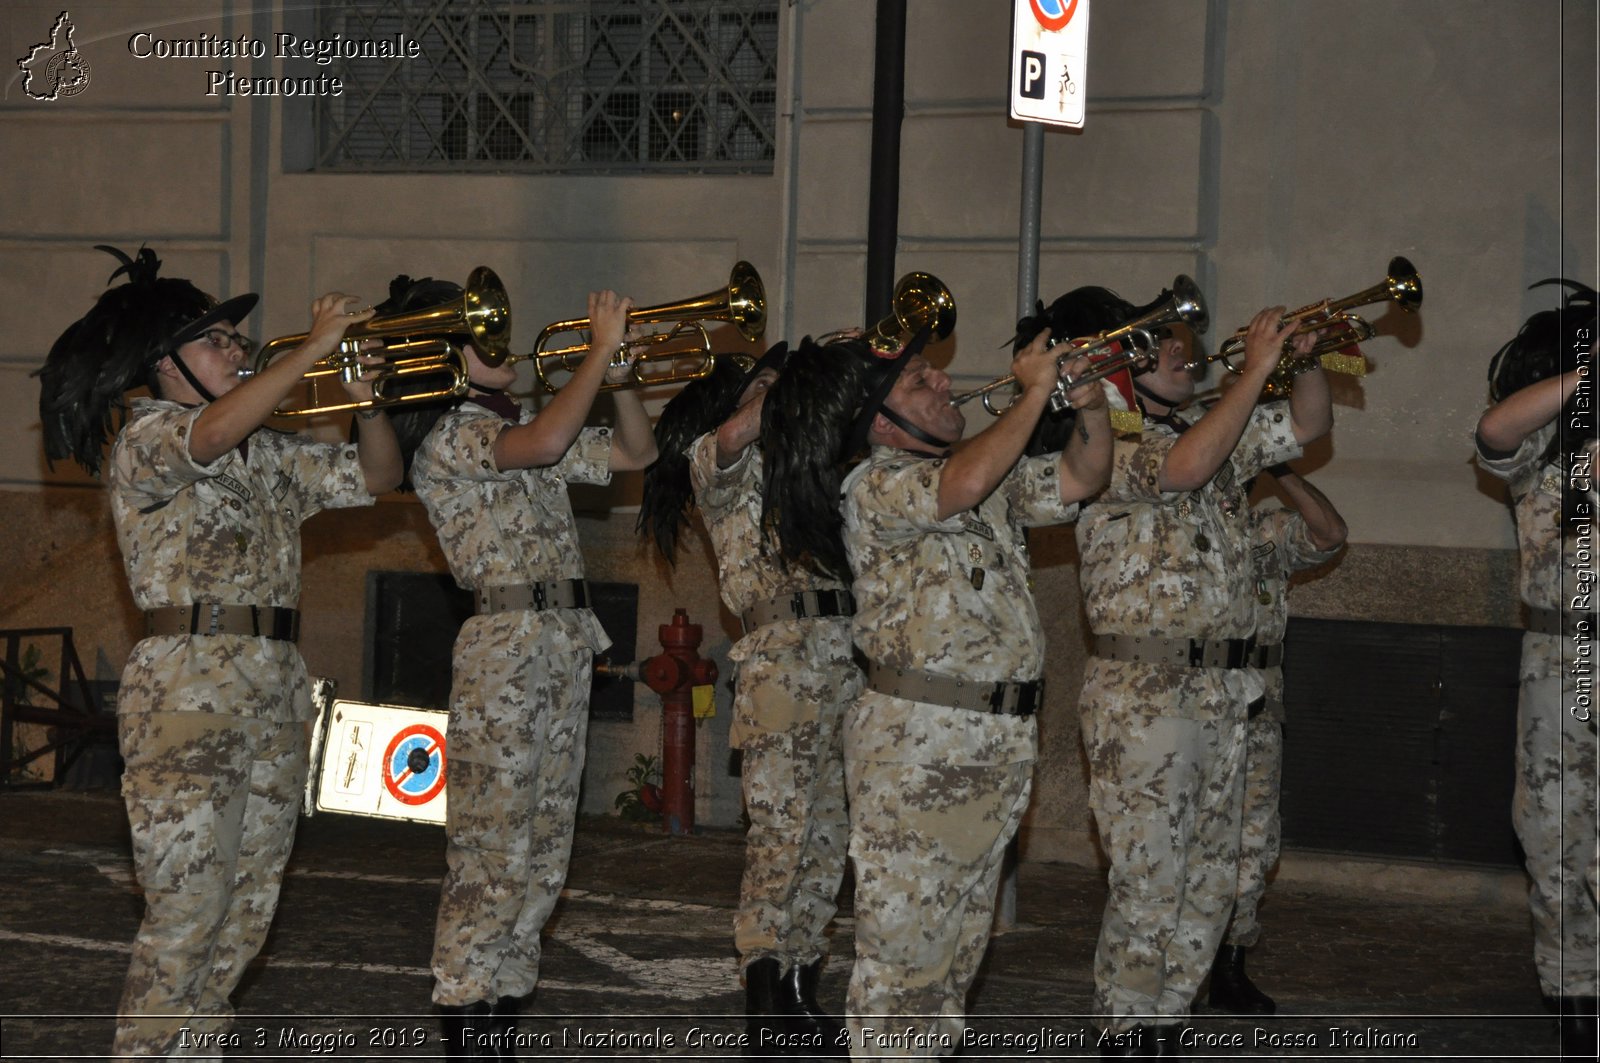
[
  {"x1": 1223, "y1": 711, "x2": 1282, "y2": 948},
  {"x1": 844, "y1": 745, "x2": 1033, "y2": 1058},
  {"x1": 431, "y1": 642, "x2": 594, "y2": 1006},
  {"x1": 114, "y1": 711, "x2": 307, "y2": 1061},
  {"x1": 732, "y1": 658, "x2": 853, "y2": 971},
  {"x1": 1513, "y1": 672, "x2": 1599, "y2": 998},
  {"x1": 1081, "y1": 690, "x2": 1247, "y2": 1031}
]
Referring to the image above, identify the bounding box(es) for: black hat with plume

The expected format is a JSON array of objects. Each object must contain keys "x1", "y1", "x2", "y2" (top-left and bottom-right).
[
  {"x1": 37, "y1": 245, "x2": 258, "y2": 476},
  {"x1": 637, "y1": 341, "x2": 788, "y2": 563},
  {"x1": 757, "y1": 335, "x2": 894, "y2": 578},
  {"x1": 841, "y1": 325, "x2": 940, "y2": 459},
  {"x1": 1009, "y1": 285, "x2": 1139, "y2": 354},
  {"x1": 1486, "y1": 278, "x2": 1597, "y2": 403}
]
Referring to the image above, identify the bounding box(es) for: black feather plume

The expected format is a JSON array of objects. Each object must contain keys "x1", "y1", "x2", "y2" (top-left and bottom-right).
[
  {"x1": 757, "y1": 338, "x2": 875, "y2": 579},
  {"x1": 36, "y1": 245, "x2": 214, "y2": 476},
  {"x1": 637, "y1": 358, "x2": 748, "y2": 562}
]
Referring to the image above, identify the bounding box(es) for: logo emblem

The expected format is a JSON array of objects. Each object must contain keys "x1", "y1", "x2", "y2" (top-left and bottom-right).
[
  {"x1": 1029, "y1": 0, "x2": 1080, "y2": 32},
  {"x1": 17, "y1": 11, "x2": 91, "y2": 101},
  {"x1": 382, "y1": 723, "x2": 448, "y2": 806}
]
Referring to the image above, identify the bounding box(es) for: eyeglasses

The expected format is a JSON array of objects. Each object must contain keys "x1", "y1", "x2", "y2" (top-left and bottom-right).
[{"x1": 194, "y1": 328, "x2": 255, "y2": 356}]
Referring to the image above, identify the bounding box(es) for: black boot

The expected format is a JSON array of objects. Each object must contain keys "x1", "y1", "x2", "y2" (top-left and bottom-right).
[
  {"x1": 489, "y1": 995, "x2": 521, "y2": 1060},
  {"x1": 1560, "y1": 996, "x2": 1599, "y2": 1060},
  {"x1": 439, "y1": 1000, "x2": 496, "y2": 1060},
  {"x1": 1207, "y1": 944, "x2": 1276, "y2": 1015},
  {"x1": 744, "y1": 957, "x2": 786, "y2": 1057},
  {"x1": 784, "y1": 960, "x2": 848, "y2": 1054},
  {"x1": 1100, "y1": 1024, "x2": 1158, "y2": 1057}
]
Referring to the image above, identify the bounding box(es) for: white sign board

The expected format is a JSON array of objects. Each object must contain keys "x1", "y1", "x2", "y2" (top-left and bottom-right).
[
  {"x1": 304, "y1": 698, "x2": 451, "y2": 825},
  {"x1": 1009, "y1": 0, "x2": 1091, "y2": 129}
]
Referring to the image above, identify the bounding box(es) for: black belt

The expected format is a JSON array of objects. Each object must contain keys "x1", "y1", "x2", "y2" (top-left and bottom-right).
[
  {"x1": 1250, "y1": 642, "x2": 1284, "y2": 669},
  {"x1": 145, "y1": 604, "x2": 300, "y2": 642},
  {"x1": 1527, "y1": 605, "x2": 1597, "y2": 639},
  {"x1": 740, "y1": 589, "x2": 855, "y2": 634},
  {"x1": 865, "y1": 661, "x2": 1041, "y2": 717},
  {"x1": 475, "y1": 579, "x2": 589, "y2": 615},
  {"x1": 1093, "y1": 633, "x2": 1257, "y2": 669}
]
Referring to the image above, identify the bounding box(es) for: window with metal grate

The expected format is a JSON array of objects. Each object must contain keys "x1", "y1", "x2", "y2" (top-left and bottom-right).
[{"x1": 311, "y1": 0, "x2": 779, "y2": 174}]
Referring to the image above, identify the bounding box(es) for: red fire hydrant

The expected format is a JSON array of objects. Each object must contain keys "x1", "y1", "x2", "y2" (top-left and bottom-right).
[{"x1": 638, "y1": 608, "x2": 717, "y2": 835}]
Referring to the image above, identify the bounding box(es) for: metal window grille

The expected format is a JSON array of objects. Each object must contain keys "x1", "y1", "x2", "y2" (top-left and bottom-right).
[{"x1": 313, "y1": 0, "x2": 779, "y2": 174}]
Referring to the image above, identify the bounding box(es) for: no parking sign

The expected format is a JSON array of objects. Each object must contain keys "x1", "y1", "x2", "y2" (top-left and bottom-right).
[
  {"x1": 384, "y1": 723, "x2": 447, "y2": 805},
  {"x1": 306, "y1": 699, "x2": 451, "y2": 824}
]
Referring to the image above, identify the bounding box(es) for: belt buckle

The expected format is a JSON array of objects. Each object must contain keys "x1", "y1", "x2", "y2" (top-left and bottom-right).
[
  {"x1": 531, "y1": 583, "x2": 548, "y2": 610},
  {"x1": 1188, "y1": 640, "x2": 1207, "y2": 668},
  {"x1": 987, "y1": 682, "x2": 1008, "y2": 714},
  {"x1": 789, "y1": 593, "x2": 808, "y2": 620}
]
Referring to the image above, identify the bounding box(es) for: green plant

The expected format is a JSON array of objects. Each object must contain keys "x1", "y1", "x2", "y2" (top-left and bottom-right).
[{"x1": 614, "y1": 752, "x2": 663, "y2": 822}]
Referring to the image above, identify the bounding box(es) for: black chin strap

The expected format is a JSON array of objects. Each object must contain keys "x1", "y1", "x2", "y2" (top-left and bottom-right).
[
  {"x1": 1132, "y1": 379, "x2": 1189, "y2": 435},
  {"x1": 167, "y1": 350, "x2": 218, "y2": 404},
  {"x1": 878, "y1": 403, "x2": 954, "y2": 456}
]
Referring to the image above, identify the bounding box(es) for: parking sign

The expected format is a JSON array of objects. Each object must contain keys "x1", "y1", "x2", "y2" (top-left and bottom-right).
[{"x1": 1010, "y1": 0, "x2": 1090, "y2": 128}]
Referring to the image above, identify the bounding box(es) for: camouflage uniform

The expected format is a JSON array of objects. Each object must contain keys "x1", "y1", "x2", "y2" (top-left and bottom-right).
[
  {"x1": 410, "y1": 400, "x2": 614, "y2": 1007},
  {"x1": 1076, "y1": 403, "x2": 1300, "y2": 1032},
  {"x1": 688, "y1": 433, "x2": 861, "y2": 972},
  {"x1": 1224, "y1": 505, "x2": 1342, "y2": 949},
  {"x1": 107, "y1": 398, "x2": 373, "y2": 1059},
  {"x1": 1477, "y1": 422, "x2": 1599, "y2": 999},
  {"x1": 841, "y1": 446, "x2": 1078, "y2": 1056}
]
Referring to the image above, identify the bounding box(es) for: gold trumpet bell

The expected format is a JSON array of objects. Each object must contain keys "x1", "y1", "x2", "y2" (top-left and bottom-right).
[
  {"x1": 463, "y1": 266, "x2": 514, "y2": 366},
  {"x1": 864, "y1": 272, "x2": 958, "y2": 355}
]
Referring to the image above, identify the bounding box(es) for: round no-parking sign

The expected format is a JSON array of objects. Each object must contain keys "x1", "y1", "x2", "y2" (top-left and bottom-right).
[{"x1": 383, "y1": 724, "x2": 447, "y2": 805}]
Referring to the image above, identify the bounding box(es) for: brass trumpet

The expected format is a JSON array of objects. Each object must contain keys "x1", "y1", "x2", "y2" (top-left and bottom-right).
[
  {"x1": 953, "y1": 275, "x2": 1209, "y2": 415},
  {"x1": 249, "y1": 267, "x2": 512, "y2": 418},
  {"x1": 521, "y1": 261, "x2": 766, "y2": 393},
  {"x1": 1211, "y1": 256, "x2": 1423, "y2": 397}
]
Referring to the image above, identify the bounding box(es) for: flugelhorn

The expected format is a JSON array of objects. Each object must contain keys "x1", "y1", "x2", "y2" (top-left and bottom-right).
[
  {"x1": 953, "y1": 276, "x2": 1209, "y2": 415},
  {"x1": 1210, "y1": 256, "x2": 1423, "y2": 397},
  {"x1": 521, "y1": 261, "x2": 766, "y2": 393},
  {"x1": 248, "y1": 267, "x2": 512, "y2": 418},
  {"x1": 861, "y1": 272, "x2": 958, "y2": 354}
]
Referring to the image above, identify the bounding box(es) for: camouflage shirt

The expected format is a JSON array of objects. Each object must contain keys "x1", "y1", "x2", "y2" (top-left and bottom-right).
[
  {"x1": 841, "y1": 447, "x2": 1074, "y2": 767},
  {"x1": 411, "y1": 400, "x2": 613, "y2": 654},
  {"x1": 1476, "y1": 422, "x2": 1570, "y2": 680},
  {"x1": 1078, "y1": 401, "x2": 1301, "y2": 641},
  {"x1": 109, "y1": 398, "x2": 373, "y2": 720},
  {"x1": 688, "y1": 432, "x2": 850, "y2": 662},
  {"x1": 1249, "y1": 505, "x2": 1343, "y2": 716},
  {"x1": 843, "y1": 446, "x2": 1079, "y2": 683}
]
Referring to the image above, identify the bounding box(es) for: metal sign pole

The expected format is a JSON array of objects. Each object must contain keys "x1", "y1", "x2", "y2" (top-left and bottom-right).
[{"x1": 994, "y1": 120, "x2": 1046, "y2": 936}]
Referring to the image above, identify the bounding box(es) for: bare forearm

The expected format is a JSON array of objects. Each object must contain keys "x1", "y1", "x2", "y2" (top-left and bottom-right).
[
  {"x1": 1278, "y1": 472, "x2": 1347, "y2": 550},
  {"x1": 716, "y1": 399, "x2": 761, "y2": 467},
  {"x1": 1160, "y1": 372, "x2": 1265, "y2": 492},
  {"x1": 494, "y1": 351, "x2": 609, "y2": 469},
  {"x1": 1059, "y1": 404, "x2": 1112, "y2": 501},
  {"x1": 937, "y1": 385, "x2": 1050, "y2": 518},
  {"x1": 1477, "y1": 370, "x2": 1578, "y2": 452},
  {"x1": 189, "y1": 348, "x2": 320, "y2": 463},
  {"x1": 1287, "y1": 366, "x2": 1333, "y2": 445},
  {"x1": 609, "y1": 390, "x2": 658, "y2": 472}
]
